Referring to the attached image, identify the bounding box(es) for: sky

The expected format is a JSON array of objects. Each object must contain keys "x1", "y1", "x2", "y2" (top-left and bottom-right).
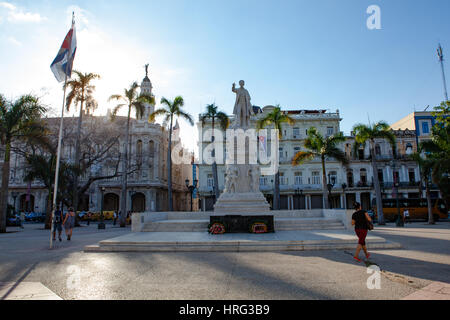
[{"x1": 1, "y1": 0, "x2": 450, "y2": 154}]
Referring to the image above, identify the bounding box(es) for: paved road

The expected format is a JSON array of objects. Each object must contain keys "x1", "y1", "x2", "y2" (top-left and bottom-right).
[{"x1": 0, "y1": 221, "x2": 449, "y2": 300}]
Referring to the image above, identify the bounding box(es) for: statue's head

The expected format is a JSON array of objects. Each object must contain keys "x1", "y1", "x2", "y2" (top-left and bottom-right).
[{"x1": 239, "y1": 80, "x2": 245, "y2": 87}]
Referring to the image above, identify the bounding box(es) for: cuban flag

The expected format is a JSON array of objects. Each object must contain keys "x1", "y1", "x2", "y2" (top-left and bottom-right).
[
  {"x1": 50, "y1": 17, "x2": 77, "y2": 82},
  {"x1": 259, "y1": 135, "x2": 267, "y2": 153}
]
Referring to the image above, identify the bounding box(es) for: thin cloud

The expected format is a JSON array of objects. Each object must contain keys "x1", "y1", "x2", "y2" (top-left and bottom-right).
[
  {"x1": 7, "y1": 36, "x2": 21, "y2": 46},
  {"x1": 0, "y1": 1, "x2": 46, "y2": 23}
]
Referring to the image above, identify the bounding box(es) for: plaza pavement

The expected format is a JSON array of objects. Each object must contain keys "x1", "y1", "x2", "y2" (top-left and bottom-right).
[{"x1": 0, "y1": 221, "x2": 449, "y2": 300}]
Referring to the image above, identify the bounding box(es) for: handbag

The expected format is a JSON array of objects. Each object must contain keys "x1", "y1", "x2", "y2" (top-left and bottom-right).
[{"x1": 366, "y1": 215, "x2": 374, "y2": 231}]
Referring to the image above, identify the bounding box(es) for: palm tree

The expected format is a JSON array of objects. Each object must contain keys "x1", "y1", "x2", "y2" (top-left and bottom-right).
[
  {"x1": 200, "y1": 103, "x2": 229, "y2": 199},
  {"x1": 411, "y1": 150, "x2": 436, "y2": 224},
  {"x1": 149, "y1": 96, "x2": 194, "y2": 211},
  {"x1": 64, "y1": 70, "x2": 100, "y2": 212},
  {"x1": 0, "y1": 94, "x2": 47, "y2": 233},
  {"x1": 292, "y1": 127, "x2": 348, "y2": 209},
  {"x1": 256, "y1": 106, "x2": 294, "y2": 210},
  {"x1": 352, "y1": 121, "x2": 396, "y2": 225},
  {"x1": 109, "y1": 82, "x2": 155, "y2": 226}
]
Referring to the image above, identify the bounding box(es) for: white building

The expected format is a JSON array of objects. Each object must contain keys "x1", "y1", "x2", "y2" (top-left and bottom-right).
[
  {"x1": 196, "y1": 105, "x2": 423, "y2": 212},
  {"x1": 4, "y1": 71, "x2": 193, "y2": 214}
]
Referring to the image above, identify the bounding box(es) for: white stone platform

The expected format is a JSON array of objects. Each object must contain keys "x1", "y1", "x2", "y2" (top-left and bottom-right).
[{"x1": 84, "y1": 230, "x2": 401, "y2": 252}]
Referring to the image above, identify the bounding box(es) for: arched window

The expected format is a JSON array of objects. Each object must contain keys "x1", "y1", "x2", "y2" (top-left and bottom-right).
[
  {"x1": 347, "y1": 170, "x2": 354, "y2": 187},
  {"x1": 149, "y1": 140, "x2": 155, "y2": 157},
  {"x1": 136, "y1": 140, "x2": 143, "y2": 157},
  {"x1": 360, "y1": 168, "x2": 367, "y2": 185},
  {"x1": 375, "y1": 144, "x2": 381, "y2": 156}
]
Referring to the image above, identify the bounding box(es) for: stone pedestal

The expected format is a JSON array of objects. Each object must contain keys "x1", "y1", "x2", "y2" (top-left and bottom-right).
[{"x1": 214, "y1": 163, "x2": 271, "y2": 214}]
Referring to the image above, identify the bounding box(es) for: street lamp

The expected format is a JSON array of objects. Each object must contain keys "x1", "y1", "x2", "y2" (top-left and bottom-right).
[
  {"x1": 185, "y1": 178, "x2": 198, "y2": 212},
  {"x1": 327, "y1": 173, "x2": 335, "y2": 209},
  {"x1": 295, "y1": 188, "x2": 303, "y2": 209},
  {"x1": 98, "y1": 187, "x2": 106, "y2": 229},
  {"x1": 390, "y1": 160, "x2": 403, "y2": 227},
  {"x1": 11, "y1": 192, "x2": 18, "y2": 215},
  {"x1": 342, "y1": 183, "x2": 347, "y2": 209}
]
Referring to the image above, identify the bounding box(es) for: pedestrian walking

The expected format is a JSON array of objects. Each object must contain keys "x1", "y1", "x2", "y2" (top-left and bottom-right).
[
  {"x1": 403, "y1": 208, "x2": 410, "y2": 224},
  {"x1": 351, "y1": 202, "x2": 372, "y2": 262},
  {"x1": 63, "y1": 207, "x2": 76, "y2": 241},
  {"x1": 52, "y1": 206, "x2": 63, "y2": 242},
  {"x1": 86, "y1": 211, "x2": 91, "y2": 226},
  {"x1": 113, "y1": 211, "x2": 117, "y2": 226}
]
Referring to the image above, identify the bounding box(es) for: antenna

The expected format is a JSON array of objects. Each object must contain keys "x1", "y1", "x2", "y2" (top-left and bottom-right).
[{"x1": 437, "y1": 43, "x2": 449, "y2": 101}]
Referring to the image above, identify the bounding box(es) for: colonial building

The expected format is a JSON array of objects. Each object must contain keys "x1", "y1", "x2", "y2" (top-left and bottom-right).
[
  {"x1": 196, "y1": 105, "x2": 425, "y2": 211},
  {"x1": 4, "y1": 71, "x2": 193, "y2": 214}
]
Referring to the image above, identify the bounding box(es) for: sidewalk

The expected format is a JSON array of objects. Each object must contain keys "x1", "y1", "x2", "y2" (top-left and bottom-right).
[
  {"x1": 402, "y1": 282, "x2": 450, "y2": 300},
  {"x1": 0, "y1": 282, "x2": 62, "y2": 300}
]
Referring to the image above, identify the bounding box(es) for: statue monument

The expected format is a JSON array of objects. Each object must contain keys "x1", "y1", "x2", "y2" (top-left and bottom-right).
[{"x1": 213, "y1": 80, "x2": 271, "y2": 213}]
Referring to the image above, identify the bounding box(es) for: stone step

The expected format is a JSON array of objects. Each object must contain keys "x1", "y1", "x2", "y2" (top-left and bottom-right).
[
  {"x1": 142, "y1": 217, "x2": 345, "y2": 232},
  {"x1": 85, "y1": 238, "x2": 400, "y2": 253}
]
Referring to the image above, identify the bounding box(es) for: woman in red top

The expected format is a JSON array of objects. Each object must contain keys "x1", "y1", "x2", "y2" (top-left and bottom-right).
[{"x1": 351, "y1": 202, "x2": 372, "y2": 262}]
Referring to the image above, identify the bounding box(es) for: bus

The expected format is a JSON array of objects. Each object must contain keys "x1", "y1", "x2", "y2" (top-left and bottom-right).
[{"x1": 375, "y1": 198, "x2": 448, "y2": 222}]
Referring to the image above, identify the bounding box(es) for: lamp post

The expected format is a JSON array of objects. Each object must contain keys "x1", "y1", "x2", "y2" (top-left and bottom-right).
[
  {"x1": 185, "y1": 178, "x2": 198, "y2": 212},
  {"x1": 342, "y1": 183, "x2": 347, "y2": 209},
  {"x1": 295, "y1": 188, "x2": 303, "y2": 209},
  {"x1": 11, "y1": 192, "x2": 18, "y2": 215},
  {"x1": 390, "y1": 160, "x2": 403, "y2": 227},
  {"x1": 327, "y1": 173, "x2": 335, "y2": 209},
  {"x1": 98, "y1": 187, "x2": 106, "y2": 229}
]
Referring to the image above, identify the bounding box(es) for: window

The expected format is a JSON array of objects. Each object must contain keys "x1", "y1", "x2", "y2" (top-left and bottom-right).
[
  {"x1": 312, "y1": 171, "x2": 320, "y2": 185},
  {"x1": 149, "y1": 141, "x2": 155, "y2": 157},
  {"x1": 347, "y1": 170, "x2": 354, "y2": 187},
  {"x1": 207, "y1": 174, "x2": 214, "y2": 188},
  {"x1": 408, "y1": 169, "x2": 415, "y2": 183},
  {"x1": 295, "y1": 172, "x2": 303, "y2": 185},
  {"x1": 393, "y1": 171, "x2": 399, "y2": 184},
  {"x1": 405, "y1": 143, "x2": 413, "y2": 155},
  {"x1": 375, "y1": 144, "x2": 381, "y2": 156},
  {"x1": 327, "y1": 127, "x2": 334, "y2": 136},
  {"x1": 328, "y1": 171, "x2": 337, "y2": 185},
  {"x1": 360, "y1": 169, "x2": 367, "y2": 185},
  {"x1": 260, "y1": 176, "x2": 268, "y2": 186},
  {"x1": 293, "y1": 128, "x2": 300, "y2": 137},
  {"x1": 378, "y1": 169, "x2": 384, "y2": 182},
  {"x1": 422, "y1": 122, "x2": 430, "y2": 135},
  {"x1": 279, "y1": 172, "x2": 287, "y2": 185},
  {"x1": 279, "y1": 147, "x2": 284, "y2": 160}
]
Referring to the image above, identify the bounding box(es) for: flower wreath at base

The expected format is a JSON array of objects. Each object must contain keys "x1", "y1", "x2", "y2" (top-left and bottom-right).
[
  {"x1": 208, "y1": 222, "x2": 226, "y2": 234},
  {"x1": 250, "y1": 222, "x2": 268, "y2": 234}
]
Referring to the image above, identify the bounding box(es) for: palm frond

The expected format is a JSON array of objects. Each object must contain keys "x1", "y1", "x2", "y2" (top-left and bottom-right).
[{"x1": 292, "y1": 151, "x2": 315, "y2": 166}]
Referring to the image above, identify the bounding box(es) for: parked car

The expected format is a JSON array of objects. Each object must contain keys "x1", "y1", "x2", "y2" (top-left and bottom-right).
[
  {"x1": 6, "y1": 215, "x2": 21, "y2": 227},
  {"x1": 25, "y1": 212, "x2": 35, "y2": 221}
]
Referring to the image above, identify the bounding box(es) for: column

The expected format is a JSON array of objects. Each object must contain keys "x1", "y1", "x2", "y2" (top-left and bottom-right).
[
  {"x1": 154, "y1": 141, "x2": 160, "y2": 180},
  {"x1": 356, "y1": 192, "x2": 361, "y2": 203}
]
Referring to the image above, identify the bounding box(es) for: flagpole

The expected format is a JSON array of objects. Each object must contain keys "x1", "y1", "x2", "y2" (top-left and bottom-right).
[{"x1": 50, "y1": 12, "x2": 75, "y2": 249}]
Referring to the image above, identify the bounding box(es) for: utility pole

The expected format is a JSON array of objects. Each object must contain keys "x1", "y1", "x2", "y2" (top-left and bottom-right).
[{"x1": 437, "y1": 44, "x2": 449, "y2": 102}]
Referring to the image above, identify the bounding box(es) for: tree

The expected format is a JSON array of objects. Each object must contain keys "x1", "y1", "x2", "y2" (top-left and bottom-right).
[
  {"x1": 0, "y1": 94, "x2": 47, "y2": 233},
  {"x1": 200, "y1": 103, "x2": 229, "y2": 199},
  {"x1": 24, "y1": 153, "x2": 74, "y2": 229},
  {"x1": 292, "y1": 127, "x2": 348, "y2": 209},
  {"x1": 109, "y1": 82, "x2": 155, "y2": 226},
  {"x1": 352, "y1": 122, "x2": 396, "y2": 225},
  {"x1": 429, "y1": 101, "x2": 450, "y2": 207},
  {"x1": 149, "y1": 96, "x2": 194, "y2": 211},
  {"x1": 64, "y1": 70, "x2": 100, "y2": 213},
  {"x1": 411, "y1": 150, "x2": 435, "y2": 224},
  {"x1": 256, "y1": 106, "x2": 294, "y2": 210}
]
